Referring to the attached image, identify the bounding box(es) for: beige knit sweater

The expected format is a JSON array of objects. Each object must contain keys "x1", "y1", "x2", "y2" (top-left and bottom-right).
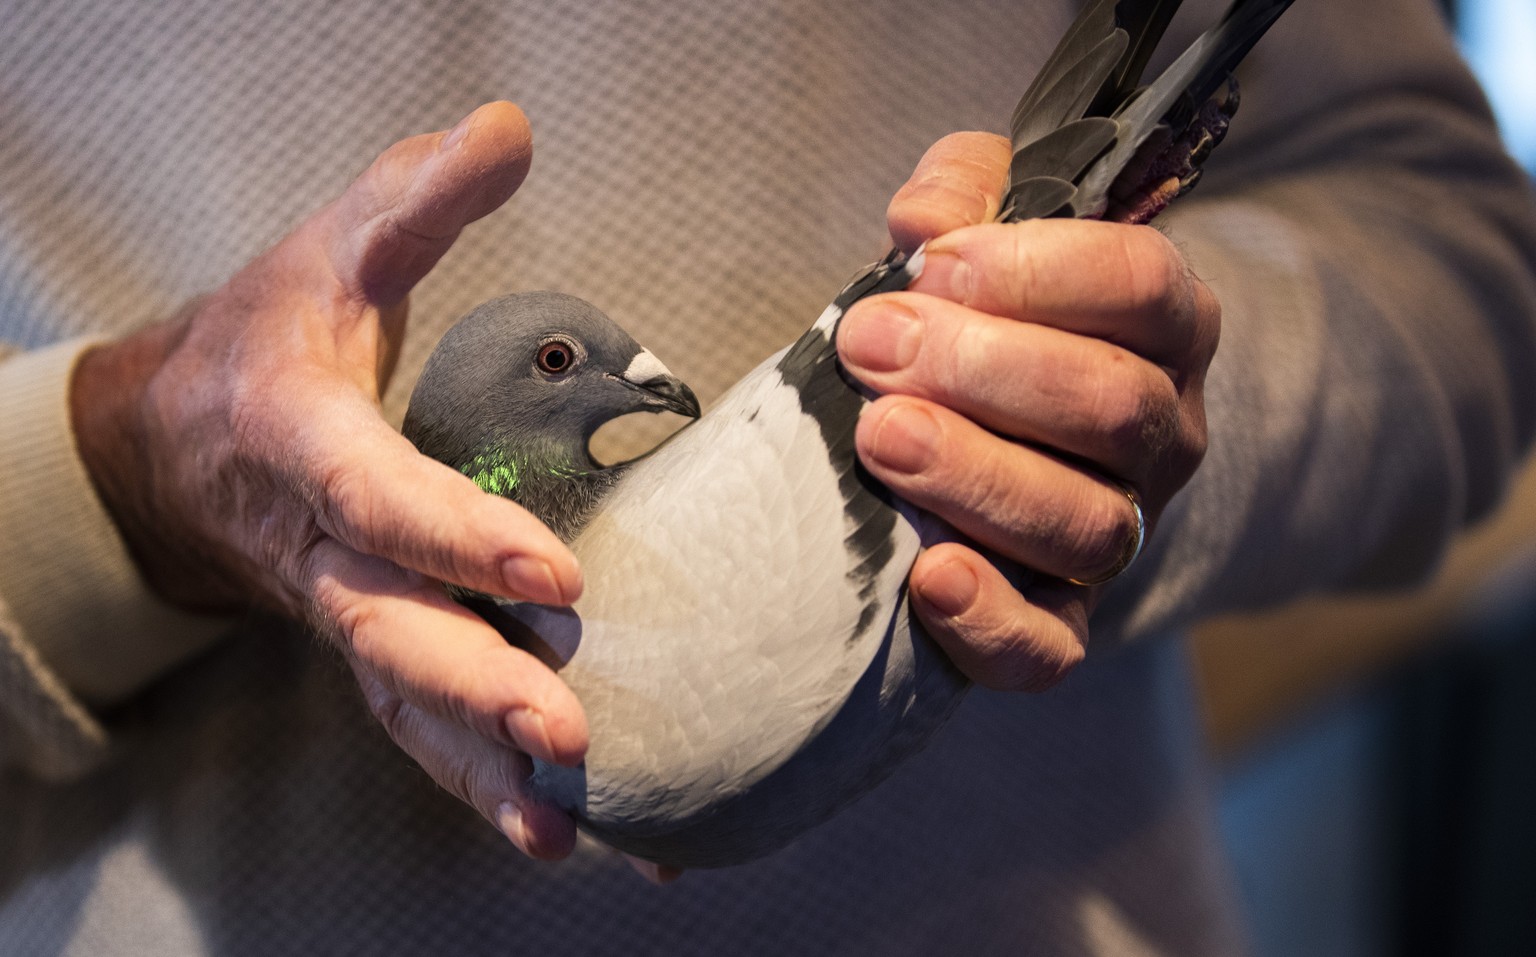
[{"x1": 3, "y1": 0, "x2": 1535, "y2": 954}]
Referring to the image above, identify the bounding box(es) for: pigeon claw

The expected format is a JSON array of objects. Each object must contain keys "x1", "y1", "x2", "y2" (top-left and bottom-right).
[{"x1": 1104, "y1": 74, "x2": 1241, "y2": 226}]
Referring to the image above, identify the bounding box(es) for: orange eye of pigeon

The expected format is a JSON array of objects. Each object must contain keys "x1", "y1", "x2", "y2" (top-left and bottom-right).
[{"x1": 537, "y1": 340, "x2": 575, "y2": 374}]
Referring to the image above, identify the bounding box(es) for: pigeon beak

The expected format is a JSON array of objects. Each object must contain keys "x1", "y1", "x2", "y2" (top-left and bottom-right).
[
  {"x1": 615, "y1": 349, "x2": 701, "y2": 418},
  {"x1": 631, "y1": 373, "x2": 701, "y2": 418}
]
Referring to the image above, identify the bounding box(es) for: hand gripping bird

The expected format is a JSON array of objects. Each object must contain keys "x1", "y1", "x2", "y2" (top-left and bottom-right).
[{"x1": 404, "y1": 0, "x2": 1295, "y2": 868}]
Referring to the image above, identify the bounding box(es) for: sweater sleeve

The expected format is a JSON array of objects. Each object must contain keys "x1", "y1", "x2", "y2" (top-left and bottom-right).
[
  {"x1": 1095, "y1": 0, "x2": 1536, "y2": 640},
  {"x1": 0, "y1": 338, "x2": 228, "y2": 780}
]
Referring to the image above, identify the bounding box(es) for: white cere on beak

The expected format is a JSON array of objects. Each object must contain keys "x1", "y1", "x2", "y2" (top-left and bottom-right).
[{"x1": 622, "y1": 349, "x2": 675, "y2": 385}]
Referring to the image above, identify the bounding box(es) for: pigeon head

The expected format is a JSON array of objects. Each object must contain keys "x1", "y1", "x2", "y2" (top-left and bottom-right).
[{"x1": 404, "y1": 291, "x2": 700, "y2": 538}]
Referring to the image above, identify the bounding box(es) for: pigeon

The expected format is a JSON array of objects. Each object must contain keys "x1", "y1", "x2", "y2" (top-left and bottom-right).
[
  {"x1": 403, "y1": 291, "x2": 701, "y2": 543},
  {"x1": 404, "y1": 0, "x2": 1296, "y2": 868}
]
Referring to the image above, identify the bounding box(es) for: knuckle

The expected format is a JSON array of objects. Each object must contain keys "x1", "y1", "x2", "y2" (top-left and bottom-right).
[
  {"x1": 950, "y1": 441, "x2": 1016, "y2": 520},
  {"x1": 1014, "y1": 632, "x2": 1087, "y2": 692},
  {"x1": 438, "y1": 751, "x2": 531, "y2": 825},
  {"x1": 345, "y1": 145, "x2": 413, "y2": 228},
  {"x1": 915, "y1": 132, "x2": 1010, "y2": 184},
  {"x1": 364, "y1": 684, "x2": 408, "y2": 743},
  {"x1": 1062, "y1": 483, "x2": 1138, "y2": 578},
  {"x1": 1089, "y1": 359, "x2": 1152, "y2": 449},
  {"x1": 436, "y1": 758, "x2": 481, "y2": 811},
  {"x1": 473, "y1": 754, "x2": 524, "y2": 808},
  {"x1": 1139, "y1": 382, "x2": 1183, "y2": 463},
  {"x1": 435, "y1": 658, "x2": 505, "y2": 740},
  {"x1": 1190, "y1": 278, "x2": 1223, "y2": 364},
  {"x1": 930, "y1": 313, "x2": 984, "y2": 392},
  {"x1": 1186, "y1": 425, "x2": 1209, "y2": 469},
  {"x1": 282, "y1": 525, "x2": 332, "y2": 617},
  {"x1": 1119, "y1": 227, "x2": 1190, "y2": 318},
  {"x1": 424, "y1": 506, "x2": 488, "y2": 590},
  {"x1": 441, "y1": 749, "x2": 521, "y2": 824},
  {"x1": 1002, "y1": 227, "x2": 1043, "y2": 314},
  {"x1": 315, "y1": 457, "x2": 392, "y2": 558},
  {"x1": 317, "y1": 458, "x2": 368, "y2": 527},
  {"x1": 1089, "y1": 360, "x2": 1183, "y2": 465},
  {"x1": 966, "y1": 614, "x2": 1086, "y2": 693},
  {"x1": 328, "y1": 593, "x2": 378, "y2": 656},
  {"x1": 891, "y1": 180, "x2": 993, "y2": 240},
  {"x1": 963, "y1": 627, "x2": 1031, "y2": 691},
  {"x1": 314, "y1": 455, "x2": 481, "y2": 588},
  {"x1": 302, "y1": 569, "x2": 345, "y2": 636},
  {"x1": 1174, "y1": 405, "x2": 1210, "y2": 474}
]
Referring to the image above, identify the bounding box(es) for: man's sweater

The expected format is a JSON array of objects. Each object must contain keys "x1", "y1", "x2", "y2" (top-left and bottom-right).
[{"x1": 3, "y1": 0, "x2": 1535, "y2": 953}]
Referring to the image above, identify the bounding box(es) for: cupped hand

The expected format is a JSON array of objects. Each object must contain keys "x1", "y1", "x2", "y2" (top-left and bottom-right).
[
  {"x1": 839, "y1": 132, "x2": 1217, "y2": 691},
  {"x1": 70, "y1": 102, "x2": 586, "y2": 859}
]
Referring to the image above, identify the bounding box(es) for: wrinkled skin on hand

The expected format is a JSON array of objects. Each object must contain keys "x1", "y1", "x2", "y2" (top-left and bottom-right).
[
  {"x1": 841, "y1": 131, "x2": 1217, "y2": 693},
  {"x1": 71, "y1": 103, "x2": 590, "y2": 860}
]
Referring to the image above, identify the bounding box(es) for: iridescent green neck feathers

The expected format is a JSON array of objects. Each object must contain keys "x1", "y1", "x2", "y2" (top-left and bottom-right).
[{"x1": 461, "y1": 444, "x2": 619, "y2": 542}]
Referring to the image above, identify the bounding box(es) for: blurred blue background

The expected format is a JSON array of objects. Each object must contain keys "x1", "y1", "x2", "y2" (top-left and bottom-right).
[{"x1": 1458, "y1": 0, "x2": 1536, "y2": 172}]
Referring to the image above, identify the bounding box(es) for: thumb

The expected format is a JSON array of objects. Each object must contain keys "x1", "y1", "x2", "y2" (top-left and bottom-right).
[
  {"x1": 887, "y1": 131, "x2": 1010, "y2": 252},
  {"x1": 322, "y1": 101, "x2": 534, "y2": 308}
]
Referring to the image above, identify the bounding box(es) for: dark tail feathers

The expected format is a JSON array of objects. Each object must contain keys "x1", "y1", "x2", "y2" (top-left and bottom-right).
[{"x1": 1003, "y1": 0, "x2": 1296, "y2": 223}]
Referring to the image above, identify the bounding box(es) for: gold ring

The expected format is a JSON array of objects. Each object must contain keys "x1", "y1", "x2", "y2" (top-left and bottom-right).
[{"x1": 1066, "y1": 482, "x2": 1146, "y2": 587}]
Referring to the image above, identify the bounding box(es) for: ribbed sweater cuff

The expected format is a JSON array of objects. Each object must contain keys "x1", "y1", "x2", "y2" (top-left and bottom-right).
[{"x1": 0, "y1": 337, "x2": 229, "y2": 705}]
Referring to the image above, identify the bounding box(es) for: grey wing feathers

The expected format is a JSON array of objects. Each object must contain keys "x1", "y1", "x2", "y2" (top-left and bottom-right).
[
  {"x1": 1009, "y1": 31, "x2": 1129, "y2": 150},
  {"x1": 1010, "y1": 117, "x2": 1120, "y2": 187},
  {"x1": 1007, "y1": 0, "x2": 1296, "y2": 222},
  {"x1": 1009, "y1": 0, "x2": 1120, "y2": 135},
  {"x1": 1006, "y1": 117, "x2": 1120, "y2": 218},
  {"x1": 1093, "y1": 0, "x2": 1186, "y2": 115},
  {"x1": 1003, "y1": 176, "x2": 1078, "y2": 222}
]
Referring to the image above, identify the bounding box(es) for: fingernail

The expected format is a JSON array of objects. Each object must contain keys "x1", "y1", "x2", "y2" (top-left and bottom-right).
[
  {"x1": 841, "y1": 303, "x2": 922, "y2": 373},
  {"x1": 496, "y1": 801, "x2": 529, "y2": 852},
  {"x1": 443, "y1": 111, "x2": 477, "y2": 150},
  {"x1": 503, "y1": 556, "x2": 565, "y2": 604},
  {"x1": 506, "y1": 707, "x2": 557, "y2": 763},
  {"x1": 920, "y1": 558, "x2": 978, "y2": 618},
  {"x1": 554, "y1": 553, "x2": 584, "y2": 602},
  {"x1": 913, "y1": 250, "x2": 973, "y2": 303},
  {"x1": 868, "y1": 403, "x2": 941, "y2": 474}
]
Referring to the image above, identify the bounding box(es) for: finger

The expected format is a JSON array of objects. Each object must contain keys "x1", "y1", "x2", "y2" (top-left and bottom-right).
[
  {"x1": 856, "y1": 396, "x2": 1143, "y2": 584},
  {"x1": 352, "y1": 669, "x2": 578, "y2": 860},
  {"x1": 887, "y1": 132, "x2": 1011, "y2": 252},
  {"x1": 907, "y1": 219, "x2": 1219, "y2": 372},
  {"x1": 305, "y1": 540, "x2": 588, "y2": 767},
  {"x1": 839, "y1": 291, "x2": 1184, "y2": 477},
  {"x1": 278, "y1": 387, "x2": 582, "y2": 604},
  {"x1": 909, "y1": 543, "x2": 1086, "y2": 692},
  {"x1": 321, "y1": 101, "x2": 534, "y2": 307}
]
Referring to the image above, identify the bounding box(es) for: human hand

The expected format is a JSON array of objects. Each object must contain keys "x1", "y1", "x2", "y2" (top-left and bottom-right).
[
  {"x1": 70, "y1": 102, "x2": 587, "y2": 859},
  {"x1": 838, "y1": 132, "x2": 1216, "y2": 691}
]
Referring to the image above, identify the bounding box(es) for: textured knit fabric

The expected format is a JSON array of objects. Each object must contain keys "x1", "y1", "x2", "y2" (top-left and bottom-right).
[
  {"x1": 0, "y1": 338, "x2": 226, "y2": 779},
  {"x1": 3, "y1": 0, "x2": 1535, "y2": 955}
]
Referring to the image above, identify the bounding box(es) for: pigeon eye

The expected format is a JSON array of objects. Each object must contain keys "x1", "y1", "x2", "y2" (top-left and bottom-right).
[{"x1": 537, "y1": 340, "x2": 578, "y2": 375}]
